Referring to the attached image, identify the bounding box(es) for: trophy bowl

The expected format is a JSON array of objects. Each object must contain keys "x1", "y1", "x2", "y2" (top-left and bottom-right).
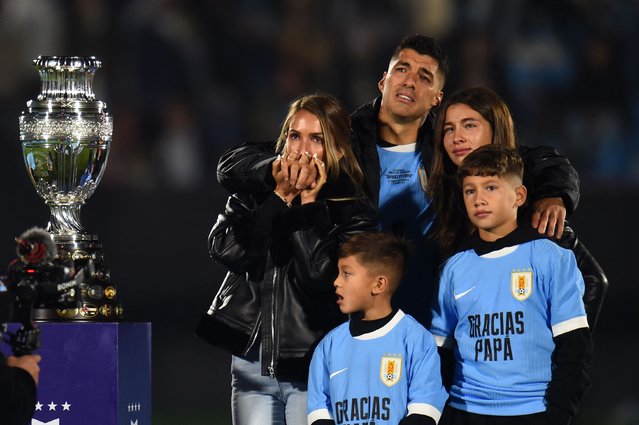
[
  {"x1": 20, "y1": 56, "x2": 112, "y2": 240},
  {"x1": 18, "y1": 56, "x2": 122, "y2": 321}
]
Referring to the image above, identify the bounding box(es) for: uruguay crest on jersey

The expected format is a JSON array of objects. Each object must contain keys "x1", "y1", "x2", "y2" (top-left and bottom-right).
[
  {"x1": 511, "y1": 269, "x2": 533, "y2": 301},
  {"x1": 380, "y1": 354, "x2": 402, "y2": 386}
]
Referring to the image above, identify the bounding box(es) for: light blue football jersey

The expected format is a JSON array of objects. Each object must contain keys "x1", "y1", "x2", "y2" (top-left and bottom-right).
[
  {"x1": 308, "y1": 310, "x2": 448, "y2": 425},
  {"x1": 431, "y1": 239, "x2": 588, "y2": 416},
  {"x1": 376, "y1": 145, "x2": 432, "y2": 238}
]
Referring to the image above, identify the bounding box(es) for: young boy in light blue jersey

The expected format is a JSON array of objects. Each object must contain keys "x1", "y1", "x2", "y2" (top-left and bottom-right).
[
  {"x1": 431, "y1": 145, "x2": 593, "y2": 425},
  {"x1": 307, "y1": 232, "x2": 448, "y2": 425}
]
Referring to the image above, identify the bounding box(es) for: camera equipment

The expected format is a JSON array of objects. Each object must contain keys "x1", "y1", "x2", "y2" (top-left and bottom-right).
[{"x1": 1, "y1": 227, "x2": 90, "y2": 356}]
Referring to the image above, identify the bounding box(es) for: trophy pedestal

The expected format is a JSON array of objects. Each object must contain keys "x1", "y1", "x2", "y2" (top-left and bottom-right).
[
  {"x1": 31, "y1": 235, "x2": 124, "y2": 322},
  {"x1": 3, "y1": 322, "x2": 151, "y2": 425}
]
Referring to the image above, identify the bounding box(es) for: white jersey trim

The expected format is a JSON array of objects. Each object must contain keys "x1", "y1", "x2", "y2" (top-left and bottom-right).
[
  {"x1": 407, "y1": 403, "x2": 442, "y2": 422},
  {"x1": 355, "y1": 310, "x2": 405, "y2": 340},
  {"x1": 552, "y1": 315, "x2": 589, "y2": 337},
  {"x1": 480, "y1": 245, "x2": 518, "y2": 258},
  {"x1": 379, "y1": 142, "x2": 417, "y2": 153},
  {"x1": 308, "y1": 408, "x2": 332, "y2": 424}
]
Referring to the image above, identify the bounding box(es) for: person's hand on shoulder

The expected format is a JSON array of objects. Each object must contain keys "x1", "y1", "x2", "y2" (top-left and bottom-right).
[{"x1": 531, "y1": 197, "x2": 566, "y2": 239}]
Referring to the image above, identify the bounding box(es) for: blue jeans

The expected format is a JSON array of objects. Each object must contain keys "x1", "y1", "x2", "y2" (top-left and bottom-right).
[{"x1": 231, "y1": 349, "x2": 307, "y2": 425}]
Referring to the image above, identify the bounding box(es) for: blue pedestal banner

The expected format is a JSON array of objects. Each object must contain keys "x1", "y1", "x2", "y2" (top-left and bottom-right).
[{"x1": 2, "y1": 322, "x2": 151, "y2": 425}]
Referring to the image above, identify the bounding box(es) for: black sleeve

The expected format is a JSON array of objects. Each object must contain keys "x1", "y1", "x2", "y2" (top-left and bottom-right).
[
  {"x1": 0, "y1": 355, "x2": 37, "y2": 425},
  {"x1": 398, "y1": 414, "x2": 437, "y2": 425},
  {"x1": 545, "y1": 328, "x2": 594, "y2": 425},
  {"x1": 555, "y1": 226, "x2": 609, "y2": 331},
  {"x1": 310, "y1": 420, "x2": 336, "y2": 425},
  {"x1": 288, "y1": 199, "x2": 377, "y2": 294},
  {"x1": 208, "y1": 192, "x2": 280, "y2": 274},
  {"x1": 518, "y1": 144, "x2": 580, "y2": 214},
  {"x1": 438, "y1": 346, "x2": 455, "y2": 392},
  {"x1": 216, "y1": 141, "x2": 278, "y2": 193}
]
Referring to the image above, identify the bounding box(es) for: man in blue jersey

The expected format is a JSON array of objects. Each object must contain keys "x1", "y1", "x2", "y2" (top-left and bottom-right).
[
  {"x1": 430, "y1": 145, "x2": 593, "y2": 425},
  {"x1": 307, "y1": 232, "x2": 448, "y2": 425}
]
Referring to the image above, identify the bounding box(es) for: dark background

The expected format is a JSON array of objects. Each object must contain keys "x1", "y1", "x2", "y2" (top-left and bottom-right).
[{"x1": 0, "y1": 1, "x2": 637, "y2": 424}]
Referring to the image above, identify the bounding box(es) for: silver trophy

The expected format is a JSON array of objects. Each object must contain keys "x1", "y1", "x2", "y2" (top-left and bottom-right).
[{"x1": 19, "y1": 56, "x2": 122, "y2": 321}]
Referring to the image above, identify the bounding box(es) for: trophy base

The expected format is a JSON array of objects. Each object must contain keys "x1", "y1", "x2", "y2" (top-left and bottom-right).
[
  {"x1": 44, "y1": 233, "x2": 124, "y2": 322},
  {"x1": 33, "y1": 304, "x2": 124, "y2": 322},
  {"x1": 51, "y1": 233, "x2": 103, "y2": 261}
]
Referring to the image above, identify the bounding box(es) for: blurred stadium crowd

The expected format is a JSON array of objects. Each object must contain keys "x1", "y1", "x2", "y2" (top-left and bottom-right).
[{"x1": 1, "y1": 0, "x2": 637, "y2": 192}]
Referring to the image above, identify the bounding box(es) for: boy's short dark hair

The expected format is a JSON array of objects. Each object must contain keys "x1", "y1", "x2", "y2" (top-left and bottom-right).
[
  {"x1": 338, "y1": 232, "x2": 413, "y2": 291},
  {"x1": 458, "y1": 145, "x2": 524, "y2": 182},
  {"x1": 392, "y1": 34, "x2": 449, "y2": 84}
]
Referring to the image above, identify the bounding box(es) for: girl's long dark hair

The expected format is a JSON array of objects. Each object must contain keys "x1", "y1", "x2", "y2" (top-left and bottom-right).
[{"x1": 428, "y1": 87, "x2": 516, "y2": 257}]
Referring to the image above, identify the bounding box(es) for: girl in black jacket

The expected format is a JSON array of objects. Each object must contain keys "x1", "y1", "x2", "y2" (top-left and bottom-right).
[{"x1": 197, "y1": 94, "x2": 376, "y2": 425}]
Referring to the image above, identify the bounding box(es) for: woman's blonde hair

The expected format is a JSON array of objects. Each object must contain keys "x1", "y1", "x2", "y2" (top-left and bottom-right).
[{"x1": 275, "y1": 94, "x2": 363, "y2": 189}]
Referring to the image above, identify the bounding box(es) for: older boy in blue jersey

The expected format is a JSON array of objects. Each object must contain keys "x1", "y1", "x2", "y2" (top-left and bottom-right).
[
  {"x1": 430, "y1": 145, "x2": 593, "y2": 425},
  {"x1": 307, "y1": 232, "x2": 448, "y2": 425}
]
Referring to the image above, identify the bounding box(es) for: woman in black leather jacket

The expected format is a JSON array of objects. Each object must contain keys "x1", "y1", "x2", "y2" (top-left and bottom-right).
[
  {"x1": 428, "y1": 86, "x2": 607, "y2": 330},
  {"x1": 196, "y1": 94, "x2": 376, "y2": 425}
]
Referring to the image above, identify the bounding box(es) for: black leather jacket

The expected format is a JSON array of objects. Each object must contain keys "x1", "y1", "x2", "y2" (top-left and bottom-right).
[
  {"x1": 554, "y1": 224, "x2": 608, "y2": 330},
  {"x1": 198, "y1": 155, "x2": 376, "y2": 381}
]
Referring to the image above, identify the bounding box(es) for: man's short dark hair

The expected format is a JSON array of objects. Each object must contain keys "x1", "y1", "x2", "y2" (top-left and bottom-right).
[
  {"x1": 458, "y1": 144, "x2": 524, "y2": 182},
  {"x1": 392, "y1": 34, "x2": 449, "y2": 84},
  {"x1": 338, "y1": 232, "x2": 413, "y2": 290}
]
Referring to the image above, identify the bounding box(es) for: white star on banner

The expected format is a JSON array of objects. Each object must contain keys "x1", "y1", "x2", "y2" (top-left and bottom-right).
[
  {"x1": 47, "y1": 401, "x2": 57, "y2": 411},
  {"x1": 35, "y1": 401, "x2": 43, "y2": 411},
  {"x1": 62, "y1": 402, "x2": 71, "y2": 411}
]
